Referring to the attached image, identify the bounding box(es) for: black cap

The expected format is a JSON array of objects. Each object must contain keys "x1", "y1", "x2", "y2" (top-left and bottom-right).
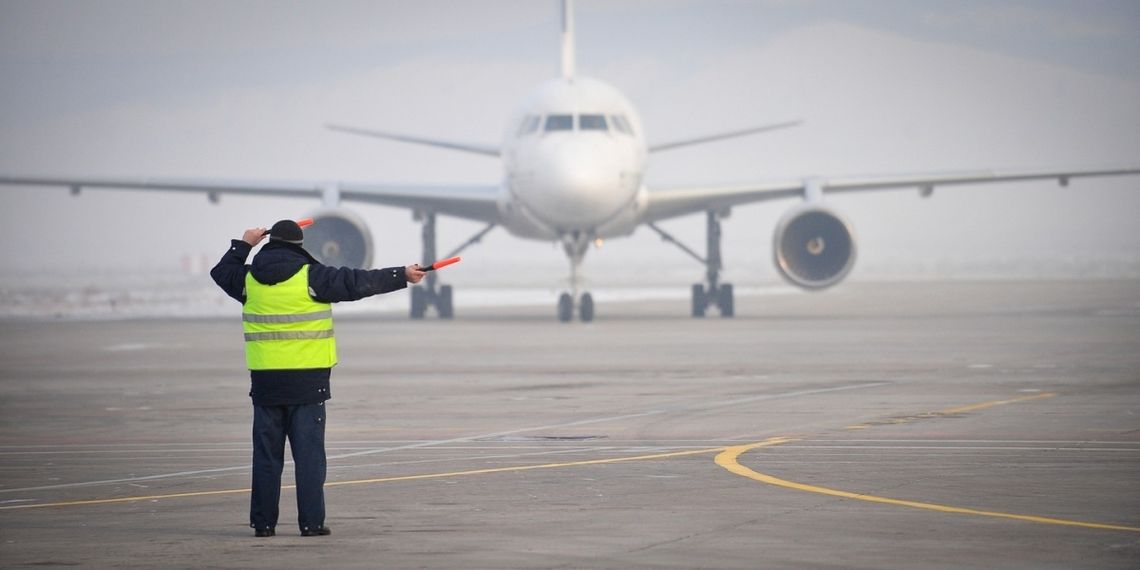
[{"x1": 268, "y1": 220, "x2": 303, "y2": 244}]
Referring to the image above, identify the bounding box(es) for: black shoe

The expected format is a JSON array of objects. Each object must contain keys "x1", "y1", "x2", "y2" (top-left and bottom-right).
[
  {"x1": 300, "y1": 525, "x2": 331, "y2": 537},
  {"x1": 254, "y1": 528, "x2": 275, "y2": 537}
]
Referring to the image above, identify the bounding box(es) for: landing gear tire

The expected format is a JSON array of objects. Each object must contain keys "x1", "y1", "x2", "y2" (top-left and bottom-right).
[
  {"x1": 717, "y1": 283, "x2": 734, "y2": 318},
  {"x1": 579, "y1": 292, "x2": 594, "y2": 323},
  {"x1": 410, "y1": 286, "x2": 427, "y2": 320},
  {"x1": 691, "y1": 284, "x2": 706, "y2": 318},
  {"x1": 438, "y1": 285, "x2": 454, "y2": 319},
  {"x1": 557, "y1": 292, "x2": 574, "y2": 323}
]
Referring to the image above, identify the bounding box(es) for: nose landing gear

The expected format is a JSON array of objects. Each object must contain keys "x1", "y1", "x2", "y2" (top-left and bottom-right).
[
  {"x1": 557, "y1": 291, "x2": 595, "y2": 323},
  {"x1": 557, "y1": 232, "x2": 595, "y2": 323}
]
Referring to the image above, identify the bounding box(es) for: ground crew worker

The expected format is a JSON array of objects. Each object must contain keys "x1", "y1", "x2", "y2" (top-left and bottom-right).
[{"x1": 210, "y1": 219, "x2": 426, "y2": 537}]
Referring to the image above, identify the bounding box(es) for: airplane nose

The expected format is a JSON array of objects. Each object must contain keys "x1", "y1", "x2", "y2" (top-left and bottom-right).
[
  {"x1": 532, "y1": 138, "x2": 627, "y2": 224},
  {"x1": 545, "y1": 143, "x2": 608, "y2": 188}
]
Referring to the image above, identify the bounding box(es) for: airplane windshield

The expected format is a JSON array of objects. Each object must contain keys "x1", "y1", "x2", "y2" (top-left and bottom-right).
[
  {"x1": 545, "y1": 115, "x2": 573, "y2": 131},
  {"x1": 579, "y1": 114, "x2": 607, "y2": 131},
  {"x1": 610, "y1": 115, "x2": 633, "y2": 135}
]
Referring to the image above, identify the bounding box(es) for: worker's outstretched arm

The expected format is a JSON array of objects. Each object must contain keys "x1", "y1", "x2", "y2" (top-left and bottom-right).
[{"x1": 308, "y1": 263, "x2": 422, "y2": 303}]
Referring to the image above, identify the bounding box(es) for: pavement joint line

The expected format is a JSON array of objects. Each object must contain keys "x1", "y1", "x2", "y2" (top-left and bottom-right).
[
  {"x1": 0, "y1": 440, "x2": 791, "y2": 511},
  {"x1": 0, "y1": 381, "x2": 887, "y2": 495}
]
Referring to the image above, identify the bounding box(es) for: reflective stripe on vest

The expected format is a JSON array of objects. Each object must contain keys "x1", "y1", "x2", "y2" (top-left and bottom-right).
[
  {"x1": 242, "y1": 265, "x2": 337, "y2": 370},
  {"x1": 242, "y1": 310, "x2": 333, "y2": 324},
  {"x1": 244, "y1": 330, "x2": 335, "y2": 342}
]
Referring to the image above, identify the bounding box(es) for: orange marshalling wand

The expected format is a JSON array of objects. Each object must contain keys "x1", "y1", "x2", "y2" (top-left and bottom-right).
[{"x1": 423, "y1": 256, "x2": 461, "y2": 271}]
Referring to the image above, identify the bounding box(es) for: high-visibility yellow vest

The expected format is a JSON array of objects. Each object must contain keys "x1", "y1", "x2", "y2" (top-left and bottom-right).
[{"x1": 242, "y1": 265, "x2": 337, "y2": 370}]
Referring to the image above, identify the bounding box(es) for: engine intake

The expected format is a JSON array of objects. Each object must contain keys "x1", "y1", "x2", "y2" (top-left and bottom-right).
[
  {"x1": 303, "y1": 208, "x2": 373, "y2": 268},
  {"x1": 773, "y1": 205, "x2": 856, "y2": 290}
]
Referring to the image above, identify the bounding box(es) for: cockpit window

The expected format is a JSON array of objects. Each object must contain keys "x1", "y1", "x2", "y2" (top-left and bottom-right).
[
  {"x1": 517, "y1": 114, "x2": 540, "y2": 136},
  {"x1": 544, "y1": 114, "x2": 573, "y2": 131},
  {"x1": 610, "y1": 114, "x2": 633, "y2": 135},
  {"x1": 579, "y1": 114, "x2": 608, "y2": 131}
]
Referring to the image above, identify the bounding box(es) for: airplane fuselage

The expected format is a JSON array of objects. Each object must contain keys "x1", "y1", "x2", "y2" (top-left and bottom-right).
[{"x1": 498, "y1": 77, "x2": 648, "y2": 241}]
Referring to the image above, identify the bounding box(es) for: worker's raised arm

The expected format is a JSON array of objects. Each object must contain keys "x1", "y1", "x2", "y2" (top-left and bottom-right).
[{"x1": 210, "y1": 229, "x2": 265, "y2": 303}]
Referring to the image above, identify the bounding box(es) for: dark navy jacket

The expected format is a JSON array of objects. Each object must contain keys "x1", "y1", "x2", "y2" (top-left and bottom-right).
[{"x1": 211, "y1": 239, "x2": 407, "y2": 406}]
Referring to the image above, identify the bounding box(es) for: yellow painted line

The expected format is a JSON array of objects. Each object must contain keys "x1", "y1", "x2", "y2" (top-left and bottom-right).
[
  {"x1": 715, "y1": 441, "x2": 1140, "y2": 533},
  {"x1": 845, "y1": 392, "x2": 1057, "y2": 430},
  {"x1": 0, "y1": 487, "x2": 254, "y2": 510},
  {"x1": 325, "y1": 445, "x2": 719, "y2": 487},
  {"x1": 0, "y1": 440, "x2": 784, "y2": 511},
  {"x1": 941, "y1": 392, "x2": 1056, "y2": 414}
]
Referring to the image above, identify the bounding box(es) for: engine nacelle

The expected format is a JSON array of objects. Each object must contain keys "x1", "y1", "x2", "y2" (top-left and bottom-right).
[
  {"x1": 773, "y1": 205, "x2": 857, "y2": 290},
  {"x1": 303, "y1": 208, "x2": 374, "y2": 268}
]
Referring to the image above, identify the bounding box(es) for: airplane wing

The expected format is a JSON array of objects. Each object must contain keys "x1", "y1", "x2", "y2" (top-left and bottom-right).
[
  {"x1": 643, "y1": 166, "x2": 1140, "y2": 223},
  {"x1": 339, "y1": 182, "x2": 500, "y2": 222},
  {"x1": 647, "y1": 120, "x2": 802, "y2": 153},
  {"x1": 0, "y1": 175, "x2": 502, "y2": 224},
  {"x1": 326, "y1": 124, "x2": 501, "y2": 158}
]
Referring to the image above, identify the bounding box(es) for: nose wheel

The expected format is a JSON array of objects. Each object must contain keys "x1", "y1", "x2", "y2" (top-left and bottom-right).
[
  {"x1": 557, "y1": 291, "x2": 594, "y2": 323},
  {"x1": 579, "y1": 292, "x2": 594, "y2": 322},
  {"x1": 557, "y1": 232, "x2": 595, "y2": 322}
]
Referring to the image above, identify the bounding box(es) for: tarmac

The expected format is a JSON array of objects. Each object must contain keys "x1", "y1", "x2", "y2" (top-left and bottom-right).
[{"x1": 0, "y1": 279, "x2": 1138, "y2": 569}]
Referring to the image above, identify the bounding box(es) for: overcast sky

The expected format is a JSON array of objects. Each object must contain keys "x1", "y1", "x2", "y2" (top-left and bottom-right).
[{"x1": 1, "y1": 0, "x2": 1139, "y2": 286}]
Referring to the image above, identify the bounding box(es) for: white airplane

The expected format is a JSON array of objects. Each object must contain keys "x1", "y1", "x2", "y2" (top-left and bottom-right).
[{"x1": 3, "y1": 1, "x2": 1139, "y2": 322}]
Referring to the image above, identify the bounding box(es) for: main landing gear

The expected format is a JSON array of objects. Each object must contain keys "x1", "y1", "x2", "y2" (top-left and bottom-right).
[
  {"x1": 557, "y1": 232, "x2": 594, "y2": 323},
  {"x1": 649, "y1": 209, "x2": 734, "y2": 318},
  {"x1": 410, "y1": 211, "x2": 495, "y2": 320}
]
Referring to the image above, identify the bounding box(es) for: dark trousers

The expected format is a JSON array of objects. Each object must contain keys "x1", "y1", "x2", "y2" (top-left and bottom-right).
[{"x1": 250, "y1": 402, "x2": 327, "y2": 532}]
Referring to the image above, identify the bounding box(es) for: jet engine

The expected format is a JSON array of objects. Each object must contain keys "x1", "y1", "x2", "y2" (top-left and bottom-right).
[
  {"x1": 773, "y1": 205, "x2": 856, "y2": 290},
  {"x1": 302, "y1": 208, "x2": 374, "y2": 268}
]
